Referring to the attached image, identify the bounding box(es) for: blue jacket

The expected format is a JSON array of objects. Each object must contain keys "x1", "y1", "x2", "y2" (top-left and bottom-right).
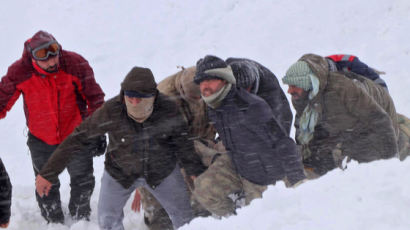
[
  {"x1": 226, "y1": 58, "x2": 293, "y2": 135},
  {"x1": 208, "y1": 86, "x2": 305, "y2": 185}
]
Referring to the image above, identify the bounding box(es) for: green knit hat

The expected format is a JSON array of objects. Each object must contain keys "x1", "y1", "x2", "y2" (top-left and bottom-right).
[{"x1": 282, "y1": 61, "x2": 314, "y2": 91}]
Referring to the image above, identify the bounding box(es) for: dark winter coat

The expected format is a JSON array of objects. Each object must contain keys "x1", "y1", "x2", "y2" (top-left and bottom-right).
[
  {"x1": 207, "y1": 86, "x2": 305, "y2": 186},
  {"x1": 294, "y1": 54, "x2": 398, "y2": 175},
  {"x1": 0, "y1": 37, "x2": 104, "y2": 145},
  {"x1": 0, "y1": 158, "x2": 11, "y2": 225},
  {"x1": 226, "y1": 58, "x2": 293, "y2": 135},
  {"x1": 39, "y1": 92, "x2": 206, "y2": 189}
]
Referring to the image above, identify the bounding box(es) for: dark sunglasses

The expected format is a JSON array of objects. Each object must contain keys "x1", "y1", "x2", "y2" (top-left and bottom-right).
[
  {"x1": 31, "y1": 41, "x2": 60, "y2": 61},
  {"x1": 124, "y1": 90, "x2": 156, "y2": 98}
]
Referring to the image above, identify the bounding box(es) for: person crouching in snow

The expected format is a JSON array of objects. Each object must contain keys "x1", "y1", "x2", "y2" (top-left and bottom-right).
[
  {"x1": 191, "y1": 55, "x2": 306, "y2": 217},
  {"x1": 282, "y1": 54, "x2": 398, "y2": 178},
  {"x1": 35, "y1": 66, "x2": 206, "y2": 230}
]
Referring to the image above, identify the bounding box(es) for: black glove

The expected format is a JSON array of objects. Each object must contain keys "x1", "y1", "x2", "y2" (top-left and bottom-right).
[{"x1": 88, "y1": 135, "x2": 107, "y2": 157}]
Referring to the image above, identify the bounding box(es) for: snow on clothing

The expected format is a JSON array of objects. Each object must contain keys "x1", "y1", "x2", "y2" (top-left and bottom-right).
[
  {"x1": 292, "y1": 54, "x2": 398, "y2": 176},
  {"x1": 0, "y1": 37, "x2": 104, "y2": 145},
  {"x1": 226, "y1": 58, "x2": 293, "y2": 136},
  {"x1": 207, "y1": 86, "x2": 305, "y2": 186},
  {"x1": 0, "y1": 158, "x2": 12, "y2": 225}
]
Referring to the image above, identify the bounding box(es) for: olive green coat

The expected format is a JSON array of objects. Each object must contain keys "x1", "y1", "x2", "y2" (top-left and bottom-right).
[{"x1": 295, "y1": 54, "x2": 398, "y2": 175}]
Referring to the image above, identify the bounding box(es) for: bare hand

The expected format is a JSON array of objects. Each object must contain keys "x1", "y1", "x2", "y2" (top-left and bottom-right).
[
  {"x1": 35, "y1": 175, "x2": 52, "y2": 197},
  {"x1": 131, "y1": 189, "x2": 141, "y2": 212}
]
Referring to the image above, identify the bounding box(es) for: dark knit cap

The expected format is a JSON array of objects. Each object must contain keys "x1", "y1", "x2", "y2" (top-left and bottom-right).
[
  {"x1": 229, "y1": 61, "x2": 258, "y2": 89},
  {"x1": 194, "y1": 55, "x2": 236, "y2": 84},
  {"x1": 27, "y1": 30, "x2": 58, "y2": 51},
  {"x1": 121, "y1": 67, "x2": 157, "y2": 95}
]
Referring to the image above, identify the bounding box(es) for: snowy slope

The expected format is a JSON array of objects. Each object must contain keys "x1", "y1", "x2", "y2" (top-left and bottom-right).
[{"x1": 0, "y1": 0, "x2": 409, "y2": 229}]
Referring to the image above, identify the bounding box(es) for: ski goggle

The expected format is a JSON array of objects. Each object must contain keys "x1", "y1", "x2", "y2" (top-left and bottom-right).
[{"x1": 31, "y1": 41, "x2": 60, "y2": 61}]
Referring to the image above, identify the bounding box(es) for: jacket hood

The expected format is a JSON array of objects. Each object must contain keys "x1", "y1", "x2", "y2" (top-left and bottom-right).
[
  {"x1": 298, "y1": 54, "x2": 331, "y2": 102},
  {"x1": 174, "y1": 66, "x2": 201, "y2": 101},
  {"x1": 119, "y1": 67, "x2": 158, "y2": 102},
  {"x1": 23, "y1": 31, "x2": 61, "y2": 61}
]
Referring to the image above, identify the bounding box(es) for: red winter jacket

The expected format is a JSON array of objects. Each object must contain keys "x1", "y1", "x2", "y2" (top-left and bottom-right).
[{"x1": 0, "y1": 43, "x2": 105, "y2": 145}]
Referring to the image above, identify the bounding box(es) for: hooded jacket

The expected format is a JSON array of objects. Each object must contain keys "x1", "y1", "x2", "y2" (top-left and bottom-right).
[
  {"x1": 39, "y1": 81, "x2": 206, "y2": 189},
  {"x1": 157, "y1": 66, "x2": 215, "y2": 141},
  {"x1": 207, "y1": 86, "x2": 305, "y2": 186},
  {"x1": 0, "y1": 32, "x2": 105, "y2": 145},
  {"x1": 226, "y1": 58, "x2": 293, "y2": 135},
  {"x1": 294, "y1": 54, "x2": 398, "y2": 175}
]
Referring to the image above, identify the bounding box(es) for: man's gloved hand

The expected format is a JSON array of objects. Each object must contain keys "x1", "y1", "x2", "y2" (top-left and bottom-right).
[{"x1": 89, "y1": 135, "x2": 107, "y2": 157}]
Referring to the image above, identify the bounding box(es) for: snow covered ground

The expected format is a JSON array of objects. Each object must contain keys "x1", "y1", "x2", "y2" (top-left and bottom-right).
[{"x1": 0, "y1": 0, "x2": 409, "y2": 229}]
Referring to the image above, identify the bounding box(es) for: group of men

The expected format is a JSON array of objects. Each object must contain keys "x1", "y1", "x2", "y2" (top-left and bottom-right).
[{"x1": 0, "y1": 30, "x2": 408, "y2": 230}]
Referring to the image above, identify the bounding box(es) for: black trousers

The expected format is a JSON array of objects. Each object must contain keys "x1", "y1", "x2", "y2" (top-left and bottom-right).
[{"x1": 27, "y1": 133, "x2": 95, "y2": 223}]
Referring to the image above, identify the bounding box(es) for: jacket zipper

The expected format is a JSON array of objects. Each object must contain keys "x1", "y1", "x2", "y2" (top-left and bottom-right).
[{"x1": 140, "y1": 123, "x2": 149, "y2": 182}]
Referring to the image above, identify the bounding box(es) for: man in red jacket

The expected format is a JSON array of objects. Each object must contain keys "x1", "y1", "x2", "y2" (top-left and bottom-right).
[{"x1": 0, "y1": 31, "x2": 105, "y2": 223}]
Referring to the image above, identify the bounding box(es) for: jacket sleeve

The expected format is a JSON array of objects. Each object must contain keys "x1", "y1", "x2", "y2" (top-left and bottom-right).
[
  {"x1": 339, "y1": 78, "x2": 398, "y2": 159},
  {"x1": 66, "y1": 52, "x2": 105, "y2": 117},
  {"x1": 39, "y1": 102, "x2": 111, "y2": 183},
  {"x1": 79, "y1": 60, "x2": 105, "y2": 116},
  {"x1": 258, "y1": 66, "x2": 293, "y2": 136},
  {"x1": 277, "y1": 136, "x2": 306, "y2": 185},
  {"x1": 266, "y1": 116, "x2": 305, "y2": 185},
  {"x1": 0, "y1": 62, "x2": 24, "y2": 119},
  {"x1": 172, "y1": 113, "x2": 206, "y2": 177},
  {"x1": 0, "y1": 158, "x2": 12, "y2": 225}
]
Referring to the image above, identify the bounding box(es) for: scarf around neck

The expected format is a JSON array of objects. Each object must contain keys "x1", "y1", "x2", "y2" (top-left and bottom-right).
[
  {"x1": 201, "y1": 83, "x2": 232, "y2": 109},
  {"x1": 125, "y1": 97, "x2": 155, "y2": 123},
  {"x1": 297, "y1": 74, "x2": 320, "y2": 145}
]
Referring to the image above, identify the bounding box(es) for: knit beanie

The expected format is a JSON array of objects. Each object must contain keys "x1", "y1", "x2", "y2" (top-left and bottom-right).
[
  {"x1": 229, "y1": 60, "x2": 260, "y2": 93},
  {"x1": 121, "y1": 67, "x2": 157, "y2": 95},
  {"x1": 282, "y1": 61, "x2": 314, "y2": 91},
  {"x1": 194, "y1": 55, "x2": 236, "y2": 85}
]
